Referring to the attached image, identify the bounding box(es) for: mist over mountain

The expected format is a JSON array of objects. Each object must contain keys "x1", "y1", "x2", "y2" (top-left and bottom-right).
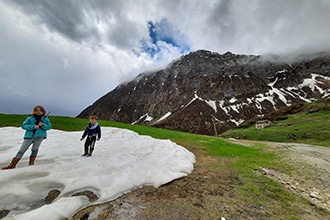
[{"x1": 78, "y1": 50, "x2": 330, "y2": 135}]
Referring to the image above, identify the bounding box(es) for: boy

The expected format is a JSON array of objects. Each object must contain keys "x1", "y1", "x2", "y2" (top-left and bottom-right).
[{"x1": 80, "y1": 115, "x2": 101, "y2": 157}]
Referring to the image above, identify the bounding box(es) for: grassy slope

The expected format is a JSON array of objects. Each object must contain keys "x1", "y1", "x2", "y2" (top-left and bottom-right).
[
  {"x1": 220, "y1": 109, "x2": 330, "y2": 147},
  {"x1": 0, "y1": 111, "x2": 329, "y2": 218}
]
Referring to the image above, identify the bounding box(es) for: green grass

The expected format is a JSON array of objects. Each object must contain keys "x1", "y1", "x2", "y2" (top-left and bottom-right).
[
  {"x1": 0, "y1": 113, "x2": 328, "y2": 218},
  {"x1": 220, "y1": 109, "x2": 330, "y2": 147}
]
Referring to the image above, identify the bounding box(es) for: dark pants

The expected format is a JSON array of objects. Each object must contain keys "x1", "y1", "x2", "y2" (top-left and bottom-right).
[{"x1": 84, "y1": 136, "x2": 96, "y2": 154}]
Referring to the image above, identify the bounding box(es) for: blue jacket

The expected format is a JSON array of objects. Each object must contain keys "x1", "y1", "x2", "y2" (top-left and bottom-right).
[{"x1": 21, "y1": 115, "x2": 52, "y2": 139}]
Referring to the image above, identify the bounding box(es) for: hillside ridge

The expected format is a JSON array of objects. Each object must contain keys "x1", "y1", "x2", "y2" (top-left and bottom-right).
[{"x1": 78, "y1": 50, "x2": 330, "y2": 135}]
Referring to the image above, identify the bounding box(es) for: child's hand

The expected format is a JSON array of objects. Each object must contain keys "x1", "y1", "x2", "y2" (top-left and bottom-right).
[
  {"x1": 34, "y1": 122, "x2": 43, "y2": 129},
  {"x1": 80, "y1": 138, "x2": 83, "y2": 141}
]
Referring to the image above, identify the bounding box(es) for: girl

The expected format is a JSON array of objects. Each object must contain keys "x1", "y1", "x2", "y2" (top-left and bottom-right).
[{"x1": 2, "y1": 105, "x2": 52, "y2": 169}]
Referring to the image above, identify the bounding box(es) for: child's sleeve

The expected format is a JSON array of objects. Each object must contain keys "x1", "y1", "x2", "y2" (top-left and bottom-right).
[
  {"x1": 21, "y1": 117, "x2": 35, "y2": 131},
  {"x1": 97, "y1": 126, "x2": 101, "y2": 140},
  {"x1": 81, "y1": 129, "x2": 87, "y2": 139}
]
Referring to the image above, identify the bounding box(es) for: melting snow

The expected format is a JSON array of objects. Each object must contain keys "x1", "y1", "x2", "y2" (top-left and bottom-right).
[{"x1": 0, "y1": 127, "x2": 195, "y2": 219}]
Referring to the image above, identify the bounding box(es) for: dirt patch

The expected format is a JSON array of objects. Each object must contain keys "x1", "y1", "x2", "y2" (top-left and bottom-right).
[
  {"x1": 69, "y1": 141, "x2": 330, "y2": 220},
  {"x1": 230, "y1": 139, "x2": 330, "y2": 212},
  {"x1": 69, "y1": 153, "x2": 241, "y2": 220}
]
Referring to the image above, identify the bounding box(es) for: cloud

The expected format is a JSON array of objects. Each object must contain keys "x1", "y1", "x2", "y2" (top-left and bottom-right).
[
  {"x1": 1, "y1": 0, "x2": 330, "y2": 116},
  {"x1": 138, "y1": 19, "x2": 190, "y2": 58}
]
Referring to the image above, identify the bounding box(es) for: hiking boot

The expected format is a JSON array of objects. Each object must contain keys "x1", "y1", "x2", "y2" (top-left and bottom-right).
[
  {"x1": 1, "y1": 158, "x2": 20, "y2": 170},
  {"x1": 29, "y1": 156, "x2": 36, "y2": 165}
]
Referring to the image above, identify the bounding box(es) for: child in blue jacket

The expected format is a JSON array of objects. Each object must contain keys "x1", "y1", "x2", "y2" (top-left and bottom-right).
[
  {"x1": 80, "y1": 115, "x2": 101, "y2": 157},
  {"x1": 2, "y1": 105, "x2": 52, "y2": 169}
]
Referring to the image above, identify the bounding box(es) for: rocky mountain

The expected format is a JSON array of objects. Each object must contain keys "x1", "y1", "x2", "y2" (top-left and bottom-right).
[{"x1": 77, "y1": 50, "x2": 330, "y2": 135}]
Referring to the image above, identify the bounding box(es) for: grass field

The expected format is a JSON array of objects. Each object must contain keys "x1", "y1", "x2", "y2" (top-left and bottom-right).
[
  {"x1": 1, "y1": 109, "x2": 329, "y2": 219},
  {"x1": 220, "y1": 109, "x2": 330, "y2": 147}
]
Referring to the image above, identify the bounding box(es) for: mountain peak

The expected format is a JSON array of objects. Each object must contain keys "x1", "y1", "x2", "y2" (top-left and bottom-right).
[{"x1": 78, "y1": 50, "x2": 330, "y2": 135}]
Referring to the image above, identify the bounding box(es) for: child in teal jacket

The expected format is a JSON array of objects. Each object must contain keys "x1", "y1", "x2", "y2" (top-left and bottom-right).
[{"x1": 2, "y1": 105, "x2": 51, "y2": 169}]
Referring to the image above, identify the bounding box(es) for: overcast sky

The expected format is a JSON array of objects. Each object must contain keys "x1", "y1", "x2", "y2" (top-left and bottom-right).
[{"x1": 1, "y1": 0, "x2": 330, "y2": 116}]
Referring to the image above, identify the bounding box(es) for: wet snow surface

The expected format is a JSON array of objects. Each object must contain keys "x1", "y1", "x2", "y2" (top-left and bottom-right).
[{"x1": 0, "y1": 127, "x2": 195, "y2": 219}]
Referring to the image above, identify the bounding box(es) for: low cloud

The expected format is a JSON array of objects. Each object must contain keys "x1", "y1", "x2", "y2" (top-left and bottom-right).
[{"x1": 1, "y1": 0, "x2": 330, "y2": 116}]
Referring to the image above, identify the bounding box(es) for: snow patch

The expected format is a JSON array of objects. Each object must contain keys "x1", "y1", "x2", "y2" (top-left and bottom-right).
[
  {"x1": 154, "y1": 112, "x2": 172, "y2": 124},
  {"x1": 0, "y1": 127, "x2": 195, "y2": 219}
]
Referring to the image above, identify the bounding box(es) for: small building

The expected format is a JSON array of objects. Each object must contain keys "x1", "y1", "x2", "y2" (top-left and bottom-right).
[{"x1": 255, "y1": 120, "x2": 273, "y2": 129}]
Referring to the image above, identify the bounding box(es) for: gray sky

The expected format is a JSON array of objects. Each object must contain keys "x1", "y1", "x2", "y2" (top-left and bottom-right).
[{"x1": 1, "y1": 0, "x2": 330, "y2": 116}]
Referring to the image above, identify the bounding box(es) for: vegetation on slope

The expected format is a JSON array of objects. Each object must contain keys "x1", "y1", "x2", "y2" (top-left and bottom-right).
[
  {"x1": 220, "y1": 98, "x2": 330, "y2": 147},
  {"x1": 0, "y1": 99, "x2": 329, "y2": 219}
]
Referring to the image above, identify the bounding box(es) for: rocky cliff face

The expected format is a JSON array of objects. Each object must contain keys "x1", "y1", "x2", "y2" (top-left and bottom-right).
[{"x1": 77, "y1": 50, "x2": 330, "y2": 135}]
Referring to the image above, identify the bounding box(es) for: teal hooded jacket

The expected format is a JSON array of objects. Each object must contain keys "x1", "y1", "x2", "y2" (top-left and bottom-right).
[{"x1": 21, "y1": 115, "x2": 52, "y2": 139}]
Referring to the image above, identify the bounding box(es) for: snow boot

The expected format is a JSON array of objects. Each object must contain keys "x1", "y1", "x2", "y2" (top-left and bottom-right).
[
  {"x1": 81, "y1": 150, "x2": 88, "y2": 156},
  {"x1": 29, "y1": 156, "x2": 36, "y2": 165},
  {"x1": 1, "y1": 157, "x2": 20, "y2": 170}
]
